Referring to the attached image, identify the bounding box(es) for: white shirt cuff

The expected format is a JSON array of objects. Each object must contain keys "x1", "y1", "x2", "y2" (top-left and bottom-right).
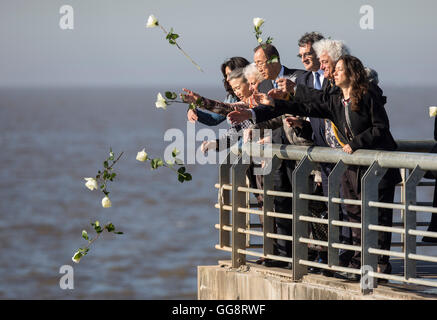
[{"x1": 250, "y1": 109, "x2": 256, "y2": 123}]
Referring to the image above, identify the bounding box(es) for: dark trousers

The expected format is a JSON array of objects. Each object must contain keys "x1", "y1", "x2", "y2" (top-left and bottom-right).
[
  {"x1": 320, "y1": 164, "x2": 352, "y2": 264},
  {"x1": 272, "y1": 159, "x2": 295, "y2": 258},
  {"x1": 341, "y1": 167, "x2": 395, "y2": 268},
  {"x1": 320, "y1": 163, "x2": 352, "y2": 244}
]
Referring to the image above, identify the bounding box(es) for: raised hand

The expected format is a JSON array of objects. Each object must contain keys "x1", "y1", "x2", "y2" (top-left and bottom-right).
[
  {"x1": 181, "y1": 88, "x2": 201, "y2": 104},
  {"x1": 187, "y1": 109, "x2": 198, "y2": 123},
  {"x1": 267, "y1": 88, "x2": 289, "y2": 100},
  {"x1": 201, "y1": 140, "x2": 217, "y2": 154},
  {"x1": 227, "y1": 106, "x2": 252, "y2": 124},
  {"x1": 252, "y1": 92, "x2": 275, "y2": 106},
  {"x1": 284, "y1": 116, "x2": 304, "y2": 128},
  {"x1": 276, "y1": 78, "x2": 295, "y2": 93}
]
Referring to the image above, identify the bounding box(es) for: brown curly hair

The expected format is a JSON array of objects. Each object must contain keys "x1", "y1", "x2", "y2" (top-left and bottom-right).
[{"x1": 337, "y1": 55, "x2": 369, "y2": 111}]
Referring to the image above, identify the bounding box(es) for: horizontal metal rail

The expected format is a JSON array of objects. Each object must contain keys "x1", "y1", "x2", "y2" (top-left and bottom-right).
[
  {"x1": 241, "y1": 142, "x2": 437, "y2": 171},
  {"x1": 216, "y1": 141, "x2": 437, "y2": 294}
]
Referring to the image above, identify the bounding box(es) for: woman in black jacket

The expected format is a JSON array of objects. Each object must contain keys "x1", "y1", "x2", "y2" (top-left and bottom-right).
[{"x1": 228, "y1": 55, "x2": 401, "y2": 278}]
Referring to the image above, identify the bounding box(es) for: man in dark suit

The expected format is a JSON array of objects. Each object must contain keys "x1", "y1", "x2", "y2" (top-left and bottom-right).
[{"x1": 252, "y1": 44, "x2": 307, "y2": 268}]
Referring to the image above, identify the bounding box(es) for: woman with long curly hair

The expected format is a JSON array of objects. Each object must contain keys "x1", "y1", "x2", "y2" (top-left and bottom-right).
[{"x1": 227, "y1": 54, "x2": 401, "y2": 280}]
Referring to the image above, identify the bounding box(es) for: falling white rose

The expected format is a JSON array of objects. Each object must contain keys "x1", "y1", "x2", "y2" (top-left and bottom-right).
[
  {"x1": 430, "y1": 106, "x2": 437, "y2": 117},
  {"x1": 253, "y1": 17, "x2": 264, "y2": 29},
  {"x1": 146, "y1": 14, "x2": 159, "y2": 28},
  {"x1": 84, "y1": 178, "x2": 98, "y2": 191},
  {"x1": 155, "y1": 93, "x2": 168, "y2": 110},
  {"x1": 136, "y1": 149, "x2": 148, "y2": 162},
  {"x1": 102, "y1": 196, "x2": 112, "y2": 208}
]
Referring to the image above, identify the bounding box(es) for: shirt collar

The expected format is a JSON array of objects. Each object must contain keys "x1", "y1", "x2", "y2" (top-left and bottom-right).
[{"x1": 274, "y1": 65, "x2": 285, "y2": 82}]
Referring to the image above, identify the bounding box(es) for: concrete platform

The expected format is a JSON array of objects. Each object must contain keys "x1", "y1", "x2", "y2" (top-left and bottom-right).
[{"x1": 198, "y1": 260, "x2": 437, "y2": 300}]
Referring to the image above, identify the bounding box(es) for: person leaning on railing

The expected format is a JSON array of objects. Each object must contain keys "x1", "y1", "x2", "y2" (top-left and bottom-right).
[{"x1": 227, "y1": 54, "x2": 402, "y2": 281}]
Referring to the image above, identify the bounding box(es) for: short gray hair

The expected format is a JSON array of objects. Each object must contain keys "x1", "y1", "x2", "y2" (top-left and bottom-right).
[
  {"x1": 243, "y1": 63, "x2": 264, "y2": 82},
  {"x1": 228, "y1": 67, "x2": 247, "y2": 82},
  {"x1": 313, "y1": 39, "x2": 350, "y2": 63}
]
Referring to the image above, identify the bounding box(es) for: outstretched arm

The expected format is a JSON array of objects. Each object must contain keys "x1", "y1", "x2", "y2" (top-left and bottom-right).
[{"x1": 181, "y1": 88, "x2": 248, "y2": 116}]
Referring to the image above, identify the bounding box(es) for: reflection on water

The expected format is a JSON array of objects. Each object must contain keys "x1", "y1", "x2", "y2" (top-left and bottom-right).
[{"x1": 0, "y1": 86, "x2": 436, "y2": 299}]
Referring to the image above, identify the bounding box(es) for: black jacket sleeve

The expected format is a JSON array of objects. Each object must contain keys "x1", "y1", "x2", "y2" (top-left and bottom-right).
[
  {"x1": 348, "y1": 94, "x2": 391, "y2": 151},
  {"x1": 253, "y1": 85, "x2": 334, "y2": 124}
]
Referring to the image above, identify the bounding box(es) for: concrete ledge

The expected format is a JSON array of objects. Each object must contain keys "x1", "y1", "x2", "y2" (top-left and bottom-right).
[{"x1": 198, "y1": 261, "x2": 437, "y2": 300}]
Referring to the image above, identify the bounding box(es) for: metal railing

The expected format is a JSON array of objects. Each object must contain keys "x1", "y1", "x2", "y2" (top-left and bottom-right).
[{"x1": 214, "y1": 140, "x2": 437, "y2": 294}]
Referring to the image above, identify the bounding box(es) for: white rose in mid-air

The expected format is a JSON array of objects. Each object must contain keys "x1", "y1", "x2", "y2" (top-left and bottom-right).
[
  {"x1": 430, "y1": 106, "x2": 437, "y2": 117},
  {"x1": 136, "y1": 149, "x2": 148, "y2": 162},
  {"x1": 84, "y1": 178, "x2": 98, "y2": 191},
  {"x1": 155, "y1": 93, "x2": 168, "y2": 110},
  {"x1": 72, "y1": 251, "x2": 82, "y2": 264},
  {"x1": 253, "y1": 17, "x2": 264, "y2": 29},
  {"x1": 102, "y1": 196, "x2": 112, "y2": 208},
  {"x1": 146, "y1": 14, "x2": 159, "y2": 28}
]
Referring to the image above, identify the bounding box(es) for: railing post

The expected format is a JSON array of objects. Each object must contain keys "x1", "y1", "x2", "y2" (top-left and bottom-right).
[
  {"x1": 263, "y1": 155, "x2": 282, "y2": 258},
  {"x1": 328, "y1": 160, "x2": 347, "y2": 268},
  {"x1": 232, "y1": 154, "x2": 250, "y2": 268},
  {"x1": 293, "y1": 155, "x2": 317, "y2": 280},
  {"x1": 218, "y1": 152, "x2": 232, "y2": 249},
  {"x1": 404, "y1": 166, "x2": 424, "y2": 280},
  {"x1": 361, "y1": 161, "x2": 387, "y2": 294}
]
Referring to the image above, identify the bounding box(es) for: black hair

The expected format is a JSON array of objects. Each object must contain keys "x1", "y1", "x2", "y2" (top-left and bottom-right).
[
  {"x1": 253, "y1": 44, "x2": 280, "y2": 62},
  {"x1": 221, "y1": 57, "x2": 250, "y2": 97},
  {"x1": 298, "y1": 32, "x2": 325, "y2": 47}
]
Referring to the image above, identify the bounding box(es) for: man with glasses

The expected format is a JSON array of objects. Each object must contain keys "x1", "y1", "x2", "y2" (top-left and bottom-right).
[{"x1": 251, "y1": 44, "x2": 307, "y2": 268}]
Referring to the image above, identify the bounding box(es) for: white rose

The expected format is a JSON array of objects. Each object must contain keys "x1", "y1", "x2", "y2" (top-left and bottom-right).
[
  {"x1": 136, "y1": 148, "x2": 148, "y2": 162},
  {"x1": 72, "y1": 251, "x2": 82, "y2": 264},
  {"x1": 102, "y1": 196, "x2": 112, "y2": 208},
  {"x1": 146, "y1": 14, "x2": 159, "y2": 28},
  {"x1": 155, "y1": 93, "x2": 168, "y2": 110},
  {"x1": 430, "y1": 106, "x2": 437, "y2": 117},
  {"x1": 84, "y1": 178, "x2": 98, "y2": 191},
  {"x1": 253, "y1": 17, "x2": 264, "y2": 29}
]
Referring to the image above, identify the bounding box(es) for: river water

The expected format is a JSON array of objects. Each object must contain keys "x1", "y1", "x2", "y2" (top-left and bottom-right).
[{"x1": 0, "y1": 86, "x2": 436, "y2": 299}]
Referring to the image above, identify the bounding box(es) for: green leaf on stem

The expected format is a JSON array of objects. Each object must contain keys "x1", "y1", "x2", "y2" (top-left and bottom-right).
[
  {"x1": 267, "y1": 55, "x2": 279, "y2": 64},
  {"x1": 172, "y1": 148, "x2": 180, "y2": 157},
  {"x1": 82, "y1": 230, "x2": 89, "y2": 241},
  {"x1": 165, "y1": 91, "x2": 177, "y2": 100},
  {"x1": 105, "y1": 223, "x2": 115, "y2": 233}
]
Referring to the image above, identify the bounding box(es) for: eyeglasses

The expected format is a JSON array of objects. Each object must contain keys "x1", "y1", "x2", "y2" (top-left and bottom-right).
[
  {"x1": 297, "y1": 51, "x2": 315, "y2": 59},
  {"x1": 255, "y1": 60, "x2": 268, "y2": 68}
]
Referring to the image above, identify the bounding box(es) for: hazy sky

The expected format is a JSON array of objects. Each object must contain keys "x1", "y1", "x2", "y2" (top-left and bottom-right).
[{"x1": 1, "y1": 0, "x2": 436, "y2": 87}]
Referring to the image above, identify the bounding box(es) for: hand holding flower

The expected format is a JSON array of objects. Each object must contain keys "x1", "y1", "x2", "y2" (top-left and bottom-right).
[{"x1": 253, "y1": 92, "x2": 275, "y2": 106}]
